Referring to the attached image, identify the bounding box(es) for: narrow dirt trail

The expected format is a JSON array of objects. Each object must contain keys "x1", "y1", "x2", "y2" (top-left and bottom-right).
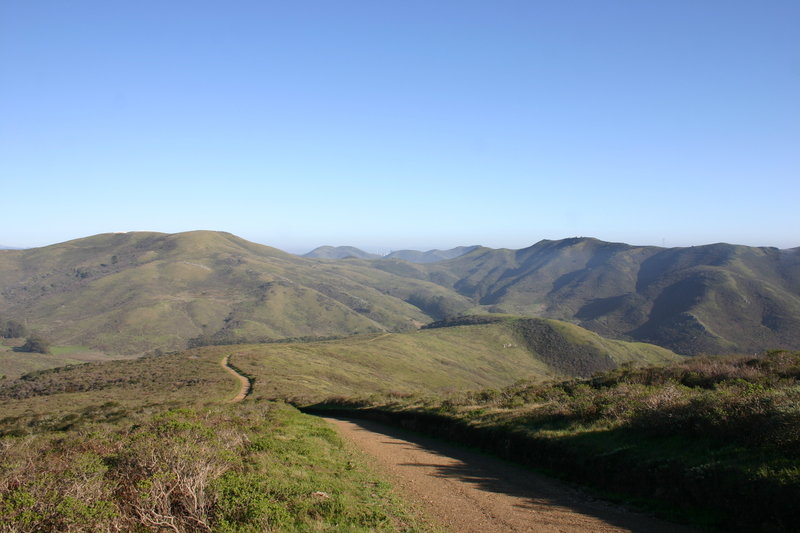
[
  {"x1": 325, "y1": 417, "x2": 698, "y2": 533},
  {"x1": 220, "y1": 354, "x2": 251, "y2": 403}
]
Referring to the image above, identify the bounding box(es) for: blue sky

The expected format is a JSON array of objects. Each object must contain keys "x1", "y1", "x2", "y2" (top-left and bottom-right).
[{"x1": 1, "y1": 1, "x2": 798, "y2": 252}]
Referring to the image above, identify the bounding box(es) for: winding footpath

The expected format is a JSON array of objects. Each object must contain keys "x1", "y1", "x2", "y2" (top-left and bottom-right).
[
  {"x1": 325, "y1": 417, "x2": 698, "y2": 533},
  {"x1": 220, "y1": 354, "x2": 251, "y2": 403}
]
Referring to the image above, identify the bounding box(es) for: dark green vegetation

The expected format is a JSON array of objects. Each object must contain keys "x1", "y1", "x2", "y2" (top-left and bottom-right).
[
  {"x1": 17, "y1": 334, "x2": 51, "y2": 354},
  {"x1": 2, "y1": 231, "x2": 799, "y2": 359},
  {"x1": 313, "y1": 350, "x2": 800, "y2": 532},
  {"x1": 194, "y1": 318, "x2": 679, "y2": 403},
  {"x1": 0, "y1": 318, "x2": 27, "y2": 339},
  {"x1": 0, "y1": 302, "x2": 795, "y2": 531},
  {"x1": 0, "y1": 350, "x2": 236, "y2": 427}
]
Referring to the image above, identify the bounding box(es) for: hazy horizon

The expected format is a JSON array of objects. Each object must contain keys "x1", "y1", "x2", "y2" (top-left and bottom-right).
[
  {"x1": 2, "y1": 2, "x2": 798, "y2": 251},
  {"x1": 2, "y1": 229, "x2": 798, "y2": 256}
]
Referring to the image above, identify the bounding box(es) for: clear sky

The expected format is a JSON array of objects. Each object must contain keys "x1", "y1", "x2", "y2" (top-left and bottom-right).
[{"x1": 1, "y1": 1, "x2": 798, "y2": 253}]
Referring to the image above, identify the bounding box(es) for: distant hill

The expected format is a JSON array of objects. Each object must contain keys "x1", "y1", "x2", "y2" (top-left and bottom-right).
[
  {"x1": 180, "y1": 317, "x2": 682, "y2": 402},
  {"x1": 415, "y1": 238, "x2": 800, "y2": 355},
  {"x1": 383, "y1": 245, "x2": 479, "y2": 263},
  {"x1": 1, "y1": 231, "x2": 798, "y2": 356},
  {"x1": 303, "y1": 246, "x2": 380, "y2": 260},
  {"x1": 303, "y1": 245, "x2": 478, "y2": 263},
  {"x1": 0, "y1": 231, "x2": 473, "y2": 354}
]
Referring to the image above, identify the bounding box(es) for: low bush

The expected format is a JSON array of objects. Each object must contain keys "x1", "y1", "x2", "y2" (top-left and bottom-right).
[{"x1": 0, "y1": 401, "x2": 424, "y2": 532}]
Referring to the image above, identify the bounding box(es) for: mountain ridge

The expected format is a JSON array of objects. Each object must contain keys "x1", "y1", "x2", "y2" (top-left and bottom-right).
[{"x1": 1, "y1": 231, "x2": 799, "y2": 355}]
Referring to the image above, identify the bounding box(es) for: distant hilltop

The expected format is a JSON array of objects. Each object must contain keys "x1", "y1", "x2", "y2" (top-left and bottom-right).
[
  {"x1": 1, "y1": 230, "x2": 799, "y2": 356},
  {"x1": 303, "y1": 245, "x2": 479, "y2": 263},
  {"x1": 302, "y1": 246, "x2": 381, "y2": 260}
]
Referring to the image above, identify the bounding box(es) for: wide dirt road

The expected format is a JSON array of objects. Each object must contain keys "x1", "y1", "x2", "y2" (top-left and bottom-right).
[{"x1": 325, "y1": 417, "x2": 697, "y2": 533}]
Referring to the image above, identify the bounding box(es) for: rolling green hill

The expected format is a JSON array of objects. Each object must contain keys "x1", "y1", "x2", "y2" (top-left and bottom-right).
[
  {"x1": 194, "y1": 317, "x2": 680, "y2": 403},
  {"x1": 0, "y1": 231, "x2": 474, "y2": 354},
  {"x1": 1, "y1": 231, "x2": 798, "y2": 357},
  {"x1": 396, "y1": 238, "x2": 800, "y2": 354},
  {"x1": 0, "y1": 317, "x2": 679, "y2": 422}
]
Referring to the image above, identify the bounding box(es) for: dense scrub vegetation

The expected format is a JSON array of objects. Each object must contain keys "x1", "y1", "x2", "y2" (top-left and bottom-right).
[
  {"x1": 16, "y1": 334, "x2": 51, "y2": 354},
  {"x1": 510, "y1": 318, "x2": 616, "y2": 377},
  {"x1": 0, "y1": 402, "x2": 426, "y2": 532},
  {"x1": 311, "y1": 351, "x2": 800, "y2": 532},
  {"x1": 420, "y1": 315, "x2": 505, "y2": 329},
  {"x1": 0, "y1": 354, "x2": 216, "y2": 403},
  {"x1": 0, "y1": 318, "x2": 26, "y2": 339},
  {"x1": 187, "y1": 333, "x2": 343, "y2": 349}
]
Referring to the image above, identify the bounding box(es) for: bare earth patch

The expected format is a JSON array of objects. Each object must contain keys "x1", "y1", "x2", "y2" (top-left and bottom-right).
[
  {"x1": 220, "y1": 354, "x2": 251, "y2": 402},
  {"x1": 325, "y1": 417, "x2": 699, "y2": 533}
]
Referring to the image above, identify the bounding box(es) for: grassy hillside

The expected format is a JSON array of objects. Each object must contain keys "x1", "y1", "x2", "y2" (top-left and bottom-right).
[
  {"x1": 3, "y1": 231, "x2": 798, "y2": 357},
  {"x1": 0, "y1": 341, "x2": 436, "y2": 531},
  {"x1": 409, "y1": 238, "x2": 800, "y2": 354},
  {"x1": 0, "y1": 317, "x2": 677, "y2": 425},
  {"x1": 0, "y1": 231, "x2": 474, "y2": 354},
  {"x1": 0, "y1": 349, "x2": 432, "y2": 533},
  {"x1": 194, "y1": 317, "x2": 680, "y2": 403},
  {"x1": 0, "y1": 339, "x2": 121, "y2": 380}
]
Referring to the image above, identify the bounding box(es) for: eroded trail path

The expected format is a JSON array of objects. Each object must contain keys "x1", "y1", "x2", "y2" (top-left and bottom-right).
[
  {"x1": 325, "y1": 417, "x2": 697, "y2": 533},
  {"x1": 220, "y1": 354, "x2": 251, "y2": 403}
]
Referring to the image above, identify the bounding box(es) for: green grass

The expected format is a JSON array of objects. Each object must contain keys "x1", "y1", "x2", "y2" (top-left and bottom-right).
[
  {"x1": 0, "y1": 342, "x2": 121, "y2": 380},
  {"x1": 0, "y1": 401, "x2": 433, "y2": 532},
  {"x1": 48, "y1": 345, "x2": 91, "y2": 355},
  {"x1": 0, "y1": 230, "x2": 464, "y2": 354},
  {"x1": 0, "y1": 343, "x2": 437, "y2": 531},
  {"x1": 193, "y1": 319, "x2": 679, "y2": 404}
]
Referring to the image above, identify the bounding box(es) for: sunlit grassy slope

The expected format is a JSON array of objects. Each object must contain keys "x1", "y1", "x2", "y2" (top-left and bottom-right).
[
  {"x1": 0, "y1": 231, "x2": 474, "y2": 354},
  {"x1": 0, "y1": 340, "x2": 123, "y2": 380},
  {"x1": 0, "y1": 316, "x2": 679, "y2": 531},
  {"x1": 0, "y1": 316, "x2": 679, "y2": 426},
  {"x1": 195, "y1": 317, "x2": 680, "y2": 403},
  {"x1": 3, "y1": 231, "x2": 799, "y2": 357}
]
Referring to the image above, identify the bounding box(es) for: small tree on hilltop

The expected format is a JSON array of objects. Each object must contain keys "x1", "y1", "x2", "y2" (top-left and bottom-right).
[{"x1": 20, "y1": 334, "x2": 51, "y2": 354}]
